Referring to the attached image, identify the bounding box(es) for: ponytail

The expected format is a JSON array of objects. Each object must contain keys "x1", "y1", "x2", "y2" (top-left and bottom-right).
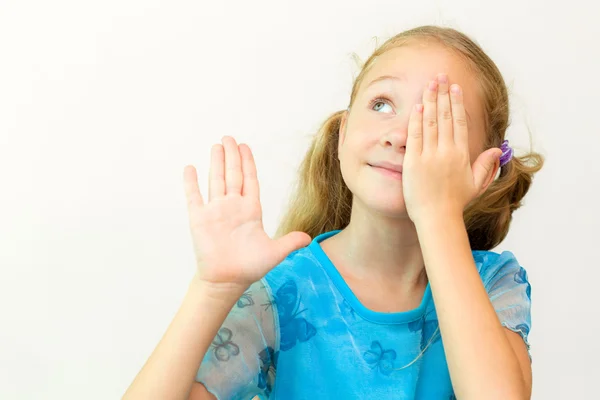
[
  {"x1": 464, "y1": 151, "x2": 544, "y2": 250},
  {"x1": 275, "y1": 110, "x2": 353, "y2": 240}
]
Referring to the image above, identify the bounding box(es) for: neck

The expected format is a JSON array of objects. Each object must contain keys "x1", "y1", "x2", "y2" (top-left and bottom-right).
[{"x1": 324, "y1": 198, "x2": 427, "y2": 289}]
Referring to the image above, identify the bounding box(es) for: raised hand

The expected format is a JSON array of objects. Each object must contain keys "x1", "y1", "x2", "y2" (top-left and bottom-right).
[{"x1": 183, "y1": 136, "x2": 311, "y2": 292}]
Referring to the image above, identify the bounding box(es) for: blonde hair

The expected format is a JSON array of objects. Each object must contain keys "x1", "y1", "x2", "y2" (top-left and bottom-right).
[{"x1": 275, "y1": 25, "x2": 544, "y2": 251}]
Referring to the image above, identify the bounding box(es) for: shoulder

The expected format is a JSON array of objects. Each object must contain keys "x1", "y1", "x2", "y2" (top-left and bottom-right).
[
  {"x1": 472, "y1": 250, "x2": 528, "y2": 289},
  {"x1": 262, "y1": 243, "x2": 321, "y2": 293}
]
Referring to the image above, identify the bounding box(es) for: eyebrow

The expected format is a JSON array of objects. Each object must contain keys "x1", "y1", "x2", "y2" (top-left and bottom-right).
[
  {"x1": 366, "y1": 75, "x2": 404, "y2": 88},
  {"x1": 365, "y1": 74, "x2": 472, "y2": 122}
]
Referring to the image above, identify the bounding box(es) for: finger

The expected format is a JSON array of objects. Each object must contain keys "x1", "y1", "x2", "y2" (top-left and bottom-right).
[
  {"x1": 422, "y1": 80, "x2": 439, "y2": 151},
  {"x1": 407, "y1": 103, "x2": 424, "y2": 155},
  {"x1": 239, "y1": 143, "x2": 260, "y2": 198},
  {"x1": 222, "y1": 136, "x2": 243, "y2": 195},
  {"x1": 450, "y1": 84, "x2": 469, "y2": 149},
  {"x1": 436, "y1": 73, "x2": 453, "y2": 147},
  {"x1": 272, "y1": 231, "x2": 312, "y2": 264},
  {"x1": 183, "y1": 165, "x2": 204, "y2": 212},
  {"x1": 473, "y1": 148, "x2": 502, "y2": 193},
  {"x1": 209, "y1": 144, "x2": 225, "y2": 201}
]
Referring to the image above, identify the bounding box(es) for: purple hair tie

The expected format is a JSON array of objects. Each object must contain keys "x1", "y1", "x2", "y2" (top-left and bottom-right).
[{"x1": 499, "y1": 140, "x2": 514, "y2": 167}]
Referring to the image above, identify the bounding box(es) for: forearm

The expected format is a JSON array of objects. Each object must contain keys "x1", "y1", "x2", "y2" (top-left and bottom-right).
[
  {"x1": 123, "y1": 277, "x2": 243, "y2": 400},
  {"x1": 416, "y1": 215, "x2": 527, "y2": 400}
]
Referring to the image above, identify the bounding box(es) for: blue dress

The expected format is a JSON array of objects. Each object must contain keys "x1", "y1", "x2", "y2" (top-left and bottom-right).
[{"x1": 196, "y1": 230, "x2": 531, "y2": 399}]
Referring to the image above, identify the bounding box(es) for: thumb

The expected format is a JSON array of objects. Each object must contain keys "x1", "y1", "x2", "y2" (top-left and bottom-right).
[
  {"x1": 273, "y1": 231, "x2": 312, "y2": 262},
  {"x1": 472, "y1": 148, "x2": 501, "y2": 193}
]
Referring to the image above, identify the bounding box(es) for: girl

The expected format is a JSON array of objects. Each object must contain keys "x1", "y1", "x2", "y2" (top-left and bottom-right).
[{"x1": 124, "y1": 25, "x2": 543, "y2": 399}]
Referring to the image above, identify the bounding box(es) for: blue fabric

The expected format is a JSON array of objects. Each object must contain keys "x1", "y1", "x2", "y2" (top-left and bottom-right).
[{"x1": 196, "y1": 230, "x2": 531, "y2": 399}]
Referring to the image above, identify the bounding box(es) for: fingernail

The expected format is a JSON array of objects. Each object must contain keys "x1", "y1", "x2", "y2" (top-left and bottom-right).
[
  {"x1": 438, "y1": 74, "x2": 448, "y2": 83},
  {"x1": 451, "y1": 84, "x2": 461, "y2": 94},
  {"x1": 415, "y1": 104, "x2": 424, "y2": 113},
  {"x1": 429, "y1": 80, "x2": 438, "y2": 91}
]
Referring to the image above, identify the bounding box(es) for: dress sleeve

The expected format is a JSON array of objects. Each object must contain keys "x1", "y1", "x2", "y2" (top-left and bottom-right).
[
  {"x1": 478, "y1": 251, "x2": 532, "y2": 357},
  {"x1": 195, "y1": 279, "x2": 278, "y2": 400}
]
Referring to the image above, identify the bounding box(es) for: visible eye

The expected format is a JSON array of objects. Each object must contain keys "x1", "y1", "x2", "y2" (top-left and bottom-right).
[{"x1": 369, "y1": 96, "x2": 394, "y2": 114}]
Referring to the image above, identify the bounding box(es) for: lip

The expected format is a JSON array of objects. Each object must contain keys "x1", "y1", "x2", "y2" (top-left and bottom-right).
[
  {"x1": 368, "y1": 162, "x2": 403, "y2": 180},
  {"x1": 368, "y1": 161, "x2": 403, "y2": 173}
]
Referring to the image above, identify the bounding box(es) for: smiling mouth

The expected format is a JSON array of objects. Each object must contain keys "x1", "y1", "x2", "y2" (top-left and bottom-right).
[
  {"x1": 368, "y1": 163, "x2": 402, "y2": 172},
  {"x1": 368, "y1": 164, "x2": 403, "y2": 180}
]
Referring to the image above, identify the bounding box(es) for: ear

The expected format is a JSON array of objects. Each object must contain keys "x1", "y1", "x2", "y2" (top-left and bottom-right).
[
  {"x1": 338, "y1": 110, "x2": 348, "y2": 159},
  {"x1": 472, "y1": 147, "x2": 502, "y2": 196}
]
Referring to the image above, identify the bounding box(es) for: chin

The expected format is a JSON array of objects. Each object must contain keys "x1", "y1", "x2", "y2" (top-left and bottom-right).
[
  {"x1": 341, "y1": 166, "x2": 409, "y2": 217},
  {"x1": 355, "y1": 191, "x2": 410, "y2": 218}
]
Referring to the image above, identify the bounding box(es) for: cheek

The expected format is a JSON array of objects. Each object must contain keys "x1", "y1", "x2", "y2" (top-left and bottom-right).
[
  {"x1": 338, "y1": 136, "x2": 367, "y2": 184},
  {"x1": 340, "y1": 130, "x2": 367, "y2": 157},
  {"x1": 346, "y1": 125, "x2": 381, "y2": 153},
  {"x1": 338, "y1": 145, "x2": 361, "y2": 178}
]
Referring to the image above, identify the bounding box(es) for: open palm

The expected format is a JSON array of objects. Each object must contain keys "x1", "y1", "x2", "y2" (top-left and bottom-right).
[{"x1": 183, "y1": 136, "x2": 311, "y2": 290}]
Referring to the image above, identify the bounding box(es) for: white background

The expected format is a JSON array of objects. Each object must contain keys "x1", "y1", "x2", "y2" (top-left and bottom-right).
[{"x1": 1, "y1": 0, "x2": 598, "y2": 398}]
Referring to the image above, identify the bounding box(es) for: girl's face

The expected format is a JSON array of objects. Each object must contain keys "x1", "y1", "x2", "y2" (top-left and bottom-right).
[{"x1": 338, "y1": 43, "x2": 488, "y2": 217}]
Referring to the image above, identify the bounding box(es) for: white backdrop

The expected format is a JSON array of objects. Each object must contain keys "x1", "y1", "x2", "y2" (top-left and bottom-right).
[{"x1": 1, "y1": 0, "x2": 598, "y2": 398}]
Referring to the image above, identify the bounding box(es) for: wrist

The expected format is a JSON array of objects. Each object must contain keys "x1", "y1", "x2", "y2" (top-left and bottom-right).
[
  {"x1": 187, "y1": 274, "x2": 248, "y2": 306},
  {"x1": 412, "y1": 208, "x2": 465, "y2": 230},
  {"x1": 414, "y1": 211, "x2": 469, "y2": 250}
]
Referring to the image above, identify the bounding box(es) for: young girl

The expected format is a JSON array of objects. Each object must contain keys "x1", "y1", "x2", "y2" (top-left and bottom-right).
[{"x1": 124, "y1": 25, "x2": 543, "y2": 399}]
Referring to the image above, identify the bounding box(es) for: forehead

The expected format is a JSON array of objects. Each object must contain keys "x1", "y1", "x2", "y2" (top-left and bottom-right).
[
  {"x1": 362, "y1": 43, "x2": 478, "y2": 91},
  {"x1": 359, "y1": 43, "x2": 484, "y2": 119}
]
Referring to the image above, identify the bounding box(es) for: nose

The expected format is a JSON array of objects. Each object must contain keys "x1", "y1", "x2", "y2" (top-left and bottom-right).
[{"x1": 379, "y1": 116, "x2": 408, "y2": 152}]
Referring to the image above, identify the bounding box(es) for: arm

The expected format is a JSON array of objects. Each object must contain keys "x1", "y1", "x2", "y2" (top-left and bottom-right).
[
  {"x1": 123, "y1": 277, "x2": 243, "y2": 400},
  {"x1": 188, "y1": 383, "x2": 216, "y2": 400},
  {"x1": 125, "y1": 138, "x2": 309, "y2": 399},
  {"x1": 403, "y1": 74, "x2": 532, "y2": 399},
  {"x1": 416, "y1": 215, "x2": 531, "y2": 399}
]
